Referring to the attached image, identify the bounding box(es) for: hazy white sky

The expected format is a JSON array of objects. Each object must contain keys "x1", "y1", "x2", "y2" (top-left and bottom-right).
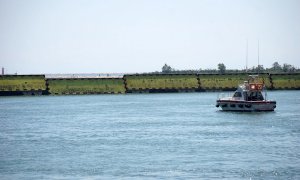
[{"x1": 0, "y1": 0, "x2": 300, "y2": 74}]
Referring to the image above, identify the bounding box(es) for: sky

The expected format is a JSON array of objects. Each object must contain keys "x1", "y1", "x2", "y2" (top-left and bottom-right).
[{"x1": 0, "y1": 0, "x2": 300, "y2": 74}]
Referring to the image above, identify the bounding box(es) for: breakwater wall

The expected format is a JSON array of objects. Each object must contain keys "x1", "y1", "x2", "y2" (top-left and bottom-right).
[
  {"x1": 124, "y1": 74, "x2": 200, "y2": 93},
  {"x1": 0, "y1": 75, "x2": 47, "y2": 95},
  {"x1": 1, "y1": 73, "x2": 300, "y2": 96},
  {"x1": 47, "y1": 78, "x2": 125, "y2": 95}
]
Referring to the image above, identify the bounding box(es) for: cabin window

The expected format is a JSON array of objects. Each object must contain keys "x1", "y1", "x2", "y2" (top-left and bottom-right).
[
  {"x1": 233, "y1": 92, "x2": 242, "y2": 97},
  {"x1": 248, "y1": 92, "x2": 264, "y2": 101},
  {"x1": 257, "y1": 92, "x2": 264, "y2": 100}
]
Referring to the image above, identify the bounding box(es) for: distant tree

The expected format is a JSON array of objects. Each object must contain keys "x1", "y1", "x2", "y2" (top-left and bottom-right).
[
  {"x1": 272, "y1": 62, "x2": 282, "y2": 71},
  {"x1": 256, "y1": 65, "x2": 264, "y2": 73},
  {"x1": 217, "y1": 63, "x2": 226, "y2": 74},
  {"x1": 282, "y1": 63, "x2": 295, "y2": 72},
  {"x1": 162, "y1": 64, "x2": 173, "y2": 73}
]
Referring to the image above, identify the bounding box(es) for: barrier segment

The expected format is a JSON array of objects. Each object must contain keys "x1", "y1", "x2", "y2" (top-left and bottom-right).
[{"x1": 47, "y1": 78, "x2": 126, "y2": 95}]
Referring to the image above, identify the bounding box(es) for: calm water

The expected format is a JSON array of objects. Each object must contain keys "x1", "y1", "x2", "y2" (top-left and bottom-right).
[{"x1": 0, "y1": 91, "x2": 300, "y2": 179}]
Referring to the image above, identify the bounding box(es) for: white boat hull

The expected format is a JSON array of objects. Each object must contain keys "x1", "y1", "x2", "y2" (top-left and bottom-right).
[{"x1": 216, "y1": 100, "x2": 276, "y2": 111}]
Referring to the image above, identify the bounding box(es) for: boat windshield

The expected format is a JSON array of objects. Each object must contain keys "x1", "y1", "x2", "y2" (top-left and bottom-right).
[
  {"x1": 233, "y1": 92, "x2": 242, "y2": 97},
  {"x1": 248, "y1": 91, "x2": 264, "y2": 101}
]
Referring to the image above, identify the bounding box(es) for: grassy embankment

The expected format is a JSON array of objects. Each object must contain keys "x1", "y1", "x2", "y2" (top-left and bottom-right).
[
  {"x1": 47, "y1": 78, "x2": 126, "y2": 95},
  {"x1": 124, "y1": 74, "x2": 199, "y2": 92},
  {"x1": 198, "y1": 73, "x2": 272, "y2": 90},
  {"x1": 1, "y1": 73, "x2": 299, "y2": 96},
  {"x1": 0, "y1": 75, "x2": 46, "y2": 92},
  {"x1": 271, "y1": 73, "x2": 300, "y2": 89}
]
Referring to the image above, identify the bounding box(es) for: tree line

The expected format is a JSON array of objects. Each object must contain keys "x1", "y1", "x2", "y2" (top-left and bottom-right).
[{"x1": 161, "y1": 62, "x2": 300, "y2": 74}]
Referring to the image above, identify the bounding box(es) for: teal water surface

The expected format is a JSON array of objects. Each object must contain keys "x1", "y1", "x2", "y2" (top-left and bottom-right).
[{"x1": 0, "y1": 91, "x2": 300, "y2": 179}]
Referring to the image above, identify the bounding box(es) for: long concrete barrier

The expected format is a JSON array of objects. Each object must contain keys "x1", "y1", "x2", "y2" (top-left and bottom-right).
[
  {"x1": 124, "y1": 74, "x2": 199, "y2": 93},
  {"x1": 1, "y1": 73, "x2": 299, "y2": 96},
  {"x1": 47, "y1": 78, "x2": 126, "y2": 95},
  {"x1": 270, "y1": 73, "x2": 300, "y2": 90},
  {"x1": 198, "y1": 73, "x2": 272, "y2": 91},
  {"x1": 0, "y1": 75, "x2": 46, "y2": 95}
]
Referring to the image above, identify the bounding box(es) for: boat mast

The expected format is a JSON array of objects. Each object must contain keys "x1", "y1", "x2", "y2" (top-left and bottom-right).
[
  {"x1": 257, "y1": 40, "x2": 260, "y2": 76},
  {"x1": 257, "y1": 40, "x2": 267, "y2": 100},
  {"x1": 246, "y1": 39, "x2": 248, "y2": 72}
]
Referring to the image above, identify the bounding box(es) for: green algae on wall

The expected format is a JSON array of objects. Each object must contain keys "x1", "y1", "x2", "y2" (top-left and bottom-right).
[
  {"x1": 198, "y1": 73, "x2": 272, "y2": 90},
  {"x1": 0, "y1": 75, "x2": 46, "y2": 91},
  {"x1": 1, "y1": 73, "x2": 300, "y2": 96},
  {"x1": 47, "y1": 78, "x2": 126, "y2": 95},
  {"x1": 199, "y1": 74, "x2": 248, "y2": 90},
  {"x1": 124, "y1": 74, "x2": 199, "y2": 92},
  {"x1": 271, "y1": 73, "x2": 300, "y2": 89}
]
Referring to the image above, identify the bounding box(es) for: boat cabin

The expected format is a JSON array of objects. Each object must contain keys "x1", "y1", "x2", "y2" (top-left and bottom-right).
[{"x1": 232, "y1": 81, "x2": 265, "y2": 101}]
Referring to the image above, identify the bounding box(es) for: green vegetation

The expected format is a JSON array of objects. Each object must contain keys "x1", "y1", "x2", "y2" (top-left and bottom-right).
[
  {"x1": 125, "y1": 74, "x2": 199, "y2": 90},
  {"x1": 198, "y1": 74, "x2": 272, "y2": 89},
  {"x1": 199, "y1": 74, "x2": 248, "y2": 89},
  {"x1": 1, "y1": 73, "x2": 299, "y2": 96},
  {"x1": 159, "y1": 62, "x2": 300, "y2": 74},
  {"x1": 47, "y1": 78, "x2": 125, "y2": 94},
  {"x1": 267, "y1": 62, "x2": 297, "y2": 73},
  {"x1": 0, "y1": 75, "x2": 46, "y2": 91},
  {"x1": 271, "y1": 74, "x2": 300, "y2": 89},
  {"x1": 217, "y1": 63, "x2": 226, "y2": 74},
  {"x1": 162, "y1": 64, "x2": 174, "y2": 73}
]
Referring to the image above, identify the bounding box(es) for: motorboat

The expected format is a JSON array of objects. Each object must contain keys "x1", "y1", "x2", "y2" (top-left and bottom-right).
[{"x1": 216, "y1": 75, "x2": 276, "y2": 111}]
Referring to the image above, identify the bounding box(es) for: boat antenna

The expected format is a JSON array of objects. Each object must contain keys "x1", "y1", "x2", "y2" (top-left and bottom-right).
[
  {"x1": 246, "y1": 39, "x2": 248, "y2": 72},
  {"x1": 257, "y1": 40, "x2": 260, "y2": 76}
]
